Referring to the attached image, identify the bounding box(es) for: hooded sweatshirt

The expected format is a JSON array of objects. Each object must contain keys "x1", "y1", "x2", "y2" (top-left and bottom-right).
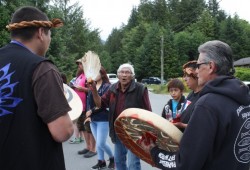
[{"x1": 150, "y1": 76, "x2": 250, "y2": 170}]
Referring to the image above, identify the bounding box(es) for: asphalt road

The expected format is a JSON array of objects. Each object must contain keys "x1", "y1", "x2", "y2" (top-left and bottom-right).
[{"x1": 63, "y1": 92, "x2": 171, "y2": 170}]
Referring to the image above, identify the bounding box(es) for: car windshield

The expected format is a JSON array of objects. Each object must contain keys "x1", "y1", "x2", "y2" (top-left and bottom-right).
[{"x1": 109, "y1": 75, "x2": 116, "y2": 78}]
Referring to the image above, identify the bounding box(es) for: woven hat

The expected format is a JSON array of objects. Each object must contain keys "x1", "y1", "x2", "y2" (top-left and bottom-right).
[{"x1": 183, "y1": 60, "x2": 197, "y2": 78}]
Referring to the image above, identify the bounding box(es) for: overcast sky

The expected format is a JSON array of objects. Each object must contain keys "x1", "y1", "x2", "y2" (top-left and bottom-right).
[{"x1": 73, "y1": 0, "x2": 250, "y2": 40}]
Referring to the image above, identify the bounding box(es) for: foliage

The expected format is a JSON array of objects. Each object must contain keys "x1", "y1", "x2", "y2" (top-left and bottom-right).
[
  {"x1": 234, "y1": 67, "x2": 250, "y2": 81},
  {"x1": 47, "y1": 0, "x2": 104, "y2": 79},
  {"x1": 219, "y1": 16, "x2": 250, "y2": 60},
  {"x1": 106, "y1": 0, "x2": 250, "y2": 80},
  {"x1": 1, "y1": 0, "x2": 250, "y2": 82}
]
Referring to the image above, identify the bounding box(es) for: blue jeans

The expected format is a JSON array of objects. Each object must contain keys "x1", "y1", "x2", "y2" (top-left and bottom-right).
[
  {"x1": 114, "y1": 137, "x2": 141, "y2": 170},
  {"x1": 90, "y1": 121, "x2": 113, "y2": 161}
]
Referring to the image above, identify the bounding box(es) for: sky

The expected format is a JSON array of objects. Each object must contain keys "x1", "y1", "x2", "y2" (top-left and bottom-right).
[{"x1": 72, "y1": 0, "x2": 250, "y2": 41}]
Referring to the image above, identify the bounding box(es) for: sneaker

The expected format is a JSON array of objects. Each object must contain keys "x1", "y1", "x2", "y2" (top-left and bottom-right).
[
  {"x1": 108, "y1": 157, "x2": 115, "y2": 169},
  {"x1": 84, "y1": 151, "x2": 97, "y2": 158},
  {"x1": 79, "y1": 137, "x2": 84, "y2": 142},
  {"x1": 91, "y1": 160, "x2": 106, "y2": 169},
  {"x1": 69, "y1": 137, "x2": 82, "y2": 144},
  {"x1": 78, "y1": 148, "x2": 89, "y2": 155}
]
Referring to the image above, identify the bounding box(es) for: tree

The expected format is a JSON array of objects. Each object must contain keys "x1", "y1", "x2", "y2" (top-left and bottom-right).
[
  {"x1": 121, "y1": 23, "x2": 148, "y2": 79},
  {"x1": 105, "y1": 28, "x2": 125, "y2": 73},
  {"x1": 220, "y1": 16, "x2": 250, "y2": 60},
  {"x1": 47, "y1": 0, "x2": 103, "y2": 79},
  {"x1": 1, "y1": 0, "x2": 51, "y2": 47},
  {"x1": 173, "y1": 0, "x2": 206, "y2": 32},
  {"x1": 0, "y1": 2, "x2": 10, "y2": 47},
  {"x1": 186, "y1": 10, "x2": 216, "y2": 39},
  {"x1": 174, "y1": 30, "x2": 207, "y2": 67},
  {"x1": 126, "y1": 7, "x2": 139, "y2": 30}
]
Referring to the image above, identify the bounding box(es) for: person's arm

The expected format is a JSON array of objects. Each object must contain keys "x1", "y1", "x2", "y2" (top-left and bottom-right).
[
  {"x1": 141, "y1": 137, "x2": 177, "y2": 170},
  {"x1": 162, "y1": 104, "x2": 167, "y2": 118},
  {"x1": 47, "y1": 114, "x2": 74, "y2": 142},
  {"x1": 150, "y1": 146, "x2": 178, "y2": 169},
  {"x1": 173, "y1": 122, "x2": 187, "y2": 129},
  {"x1": 142, "y1": 88, "x2": 152, "y2": 111},
  {"x1": 88, "y1": 81, "x2": 102, "y2": 107},
  {"x1": 74, "y1": 84, "x2": 88, "y2": 92},
  {"x1": 142, "y1": 102, "x2": 217, "y2": 169},
  {"x1": 86, "y1": 83, "x2": 111, "y2": 118},
  {"x1": 33, "y1": 62, "x2": 73, "y2": 142}
]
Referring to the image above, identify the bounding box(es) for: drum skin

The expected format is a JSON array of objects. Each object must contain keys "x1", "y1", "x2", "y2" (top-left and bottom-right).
[
  {"x1": 114, "y1": 108, "x2": 183, "y2": 166},
  {"x1": 63, "y1": 83, "x2": 83, "y2": 121}
]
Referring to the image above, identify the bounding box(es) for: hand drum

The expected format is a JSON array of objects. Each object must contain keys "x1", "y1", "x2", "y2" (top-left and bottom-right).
[{"x1": 114, "y1": 108, "x2": 183, "y2": 166}]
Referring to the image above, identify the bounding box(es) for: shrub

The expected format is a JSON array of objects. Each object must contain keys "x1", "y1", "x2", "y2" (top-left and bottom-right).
[{"x1": 234, "y1": 67, "x2": 250, "y2": 81}]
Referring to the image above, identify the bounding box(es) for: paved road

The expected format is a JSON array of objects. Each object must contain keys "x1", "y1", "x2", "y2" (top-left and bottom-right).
[{"x1": 63, "y1": 92, "x2": 171, "y2": 170}]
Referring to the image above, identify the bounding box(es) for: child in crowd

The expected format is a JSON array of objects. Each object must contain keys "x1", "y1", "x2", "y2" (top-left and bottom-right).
[{"x1": 162, "y1": 78, "x2": 187, "y2": 123}]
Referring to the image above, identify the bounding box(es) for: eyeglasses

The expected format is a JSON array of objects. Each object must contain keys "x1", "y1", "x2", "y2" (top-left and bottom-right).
[
  {"x1": 196, "y1": 62, "x2": 209, "y2": 69},
  {"x1": 118, "y1": 70, "x2": 132, "y2": 75}
]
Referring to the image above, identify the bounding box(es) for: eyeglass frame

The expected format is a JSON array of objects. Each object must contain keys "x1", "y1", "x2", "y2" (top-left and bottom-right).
[
  {"x1": 118, "y1": 70, "x2": 132, "y2": 75},
  {"x1": 196, "y1": 62, "x2": 210, "y2": 69}
]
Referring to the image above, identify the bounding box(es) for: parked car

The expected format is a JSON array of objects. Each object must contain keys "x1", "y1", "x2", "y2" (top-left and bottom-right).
[
  {"x1": 107, "y1": 73, "x2": 119, "y2": 84},
  {"x1": 243, "y1": 81, "x2": 250, "y2": 87},
  {"x1": 141, "y1": 77, "x2": 166, "y2": 85}
]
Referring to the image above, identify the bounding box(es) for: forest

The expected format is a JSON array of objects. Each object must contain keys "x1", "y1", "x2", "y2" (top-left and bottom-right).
[{"x1": 1, "y1": 0, "x2": 250, "y2": 81}]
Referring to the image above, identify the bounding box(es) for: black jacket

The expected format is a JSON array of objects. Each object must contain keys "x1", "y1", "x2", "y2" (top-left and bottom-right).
[
  {"x1": 103, "y1": 80, "x2": 147, "y2": 143},
  {"x1": 0, "y1": 43, "x2": 65, "y2": 170},
  {"x1": 151, "y1": 76, "x2": 250, "y2": 170}
]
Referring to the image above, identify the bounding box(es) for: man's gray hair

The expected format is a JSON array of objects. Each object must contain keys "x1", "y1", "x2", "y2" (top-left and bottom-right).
[
  {"x1": 198, "y1": 40, "x2": 235, "y2": 75},
  {"x1": 117, "y1": 63, "x2": 135, "y2": 77}
]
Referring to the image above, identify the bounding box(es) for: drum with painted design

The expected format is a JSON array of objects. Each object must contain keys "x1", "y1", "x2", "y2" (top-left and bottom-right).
[
  {"x1": 114, "y1": 108, "x2": 183, "y2": 166},
  {"x1": 63, "y1": 83, "x2": 83, "y2": 121}
]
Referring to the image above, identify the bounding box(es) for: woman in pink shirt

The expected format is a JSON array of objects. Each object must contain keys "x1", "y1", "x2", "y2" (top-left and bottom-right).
[{"x1": 71, "y1": 59, "x2": 96, "y2": 158}]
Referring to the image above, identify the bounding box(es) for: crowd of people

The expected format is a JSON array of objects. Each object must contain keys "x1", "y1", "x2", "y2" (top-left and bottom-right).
[
  {"x1": 141, "y1": 40, "x2": 250, "y2": 170},
  {"x1": 1, "y1": 5, "x2": 250, "y2": 170}
]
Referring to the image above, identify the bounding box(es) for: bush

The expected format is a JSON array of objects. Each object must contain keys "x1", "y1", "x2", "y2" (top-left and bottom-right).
[
  {"x1": 234, "y1": 67, "x2": 250, "y2": 81},
  {"x1": 147, "y1": 67, "x2": 250, "y2": 94}
]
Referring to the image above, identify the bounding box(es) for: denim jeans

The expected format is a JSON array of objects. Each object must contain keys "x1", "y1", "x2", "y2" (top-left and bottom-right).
[
  {"x1": 114, "y1": 136, "x2": 141, "y2": 170},
  {"x1": 90, "y1": 121, "x2": 113, "y2": 160}
]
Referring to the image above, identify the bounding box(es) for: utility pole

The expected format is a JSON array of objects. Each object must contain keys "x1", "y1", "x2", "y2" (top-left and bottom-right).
[{"x1": 160, "y1": 36, "x2": 164, "y2": 85}]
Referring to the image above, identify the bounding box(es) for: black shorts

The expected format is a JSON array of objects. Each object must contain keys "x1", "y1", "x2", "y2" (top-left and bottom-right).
[{"x1": 76, "y1": 112, "x2": 92, "y2": 133}]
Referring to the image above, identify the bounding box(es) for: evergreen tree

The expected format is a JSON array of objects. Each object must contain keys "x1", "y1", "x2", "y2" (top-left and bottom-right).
[{"x1": 174, "y1": 0, "x2": 206, "y2": 32}]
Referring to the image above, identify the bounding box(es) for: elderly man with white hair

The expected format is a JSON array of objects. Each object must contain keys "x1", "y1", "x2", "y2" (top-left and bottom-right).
[{"x1": 90, "y1": 63, "x2": 152, "y2": 170}]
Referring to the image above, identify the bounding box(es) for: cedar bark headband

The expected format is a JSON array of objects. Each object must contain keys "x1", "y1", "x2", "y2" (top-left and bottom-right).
[
  {"x1": 6, "y1": 18, "x2": 63, "y2": 31},
  {"x1": 182, "y1": 60, "x2": 198, "y2": 79}
]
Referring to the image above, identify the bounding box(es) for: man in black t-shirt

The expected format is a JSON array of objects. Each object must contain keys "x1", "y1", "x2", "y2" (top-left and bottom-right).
[{"x1": 0, "y1": 6, "x2": 73, "y2": 170}]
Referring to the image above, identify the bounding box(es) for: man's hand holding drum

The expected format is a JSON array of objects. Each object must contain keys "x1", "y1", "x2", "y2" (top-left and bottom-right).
[{"x1": 140, "y1": 138, "x2": 156, "y2": 154}]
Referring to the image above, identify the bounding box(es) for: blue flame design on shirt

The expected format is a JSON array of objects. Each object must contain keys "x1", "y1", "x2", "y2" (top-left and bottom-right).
[{"x1": 0, "y1": 63, "x2": 23, "y2": 117}]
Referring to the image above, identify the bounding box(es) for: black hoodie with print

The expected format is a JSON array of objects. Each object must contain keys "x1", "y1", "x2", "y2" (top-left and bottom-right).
[{"x1": 150, "y1": 76, "x2": 250, "y2": 170}]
